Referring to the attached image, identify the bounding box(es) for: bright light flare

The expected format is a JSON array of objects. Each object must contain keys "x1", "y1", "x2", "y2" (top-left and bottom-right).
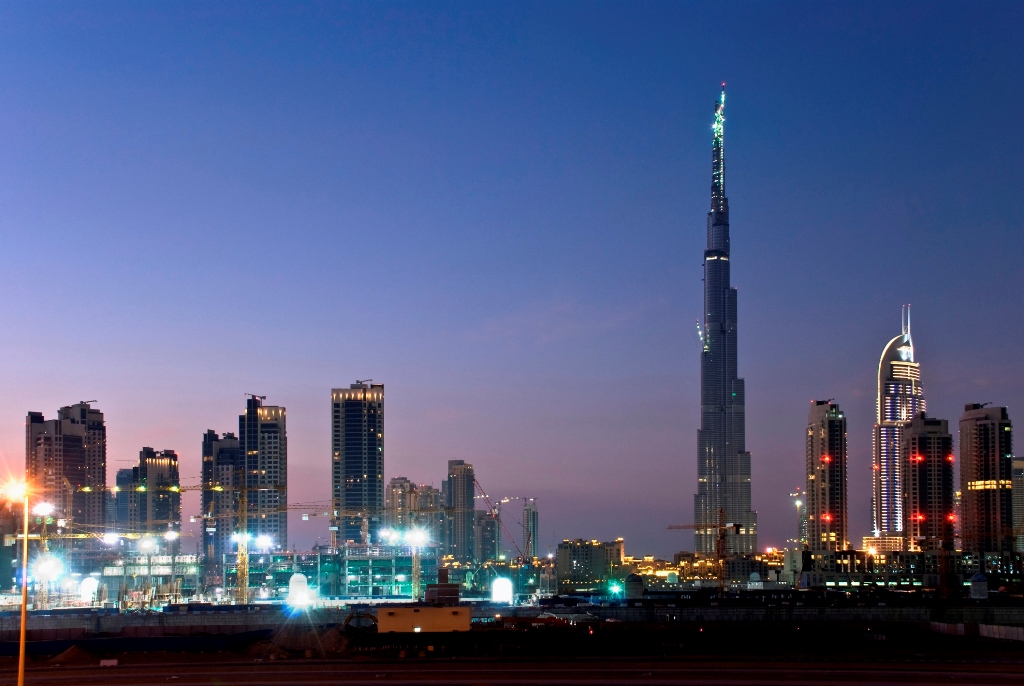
[
  {"x1": 255, "y1": 535, "x2": 272, "y2": 549},
  {"x1": 79, "y1": 577, "x2": 99, "y2": 604},
  {"x1": 32, "y1": 502, "x2": 55, "y2": 517},
  {"x1": 102, "y1": 533, "x2": 120, "y2": 546},
  {"x1": 163, "y1": 530, "x2": 179, "y2": 541},
  {"x1": 491, "y1": 577, "x2": 513, "y2": 604},
  {"x1": 138, "y1": 537, "x2": 156, "y2": 552},
  {"x1": 404, "y1": 529, "x2": 429, "y2": 546},
  {"x1": 1, "y1": 482, "x2": 27, "y2": 501},
  {"x1": 33, "y1": 554, "x2": 63, "y2": 582}
]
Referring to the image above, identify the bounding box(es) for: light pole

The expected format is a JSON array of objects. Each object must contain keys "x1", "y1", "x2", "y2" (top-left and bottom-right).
[{"x1": 3, "y1": 482, "x2": 30, "y2": 686}]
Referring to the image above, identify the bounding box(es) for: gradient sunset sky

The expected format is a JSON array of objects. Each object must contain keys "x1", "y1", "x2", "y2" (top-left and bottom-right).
[{"x1": 1, "y1": 1, "x2": 1022, "y2": 556}]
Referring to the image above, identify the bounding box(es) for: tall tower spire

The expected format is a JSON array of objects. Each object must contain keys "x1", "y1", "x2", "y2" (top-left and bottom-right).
[
  {"x1": 693, "y1": 85, "x2": 757, "y2": 556},
  {"x1": 711, "y1": 85, "x2": 727, "y2": 214}
]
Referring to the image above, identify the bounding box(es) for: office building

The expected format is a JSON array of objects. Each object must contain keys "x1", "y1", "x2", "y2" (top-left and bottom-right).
[
  {"x1": 201, "y1": 430, "x2": 243, "y2": 570},
  {"x1": 693, "y1": 87, "x2": 757, "y2": 555},
  {"x1": 127, "y1": 448, "x2": 181, "y2": 537},
  {"x1": 239, "y1": 395, "x2": 287, "y2": 550},
  {"x1": 443, "y1": 460, "x2": 475, "y2": 563},
  {"x1": 901, "y1": 413, "x2": 954, "y2": 552},
  {"x1": 25, "y1": 402, "x2": 107, "y2": 531},
  {"x1": 959, "y1": 404, "x2": 1014, "y2": 553},
  {"x1": 331, "y1": 382, "x2": 384, "y2": 544},
  {"x1": 523, "y1": 498, "x2": 539, "y2": 559},
  {"x1": 806, "y1": 400, "x2": 848, "y2": 551},
  {"x1": 872, "y1": 307, "x2": 926, "y2": 538}
]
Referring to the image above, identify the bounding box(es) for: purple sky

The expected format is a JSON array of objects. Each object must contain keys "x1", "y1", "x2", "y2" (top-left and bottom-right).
[{"x1": 1, "y1": 2, "x2": 1022, "y2": 557}]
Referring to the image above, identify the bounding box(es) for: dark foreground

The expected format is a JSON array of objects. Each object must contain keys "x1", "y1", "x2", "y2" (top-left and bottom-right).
[{"x1": 1, "y1": 656, "x2": 1024, "y2": 685}]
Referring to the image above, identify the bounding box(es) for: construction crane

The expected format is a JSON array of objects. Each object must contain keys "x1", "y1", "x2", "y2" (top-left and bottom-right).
[
  {"x1": 667, "y1": 508, "x2": 739, "y2": 595},
  {"x1": 474, "y1": 478, "x2": 525, "y2": 560}
]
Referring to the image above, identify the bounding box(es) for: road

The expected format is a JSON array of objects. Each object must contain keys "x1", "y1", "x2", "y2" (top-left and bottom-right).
[{"x1": 2, "y1": 658, "x2": 1024, "y2": 685}]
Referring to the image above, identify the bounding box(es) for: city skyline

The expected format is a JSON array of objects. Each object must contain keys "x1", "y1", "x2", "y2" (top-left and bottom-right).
[{"x1": 1, "y1": 3, "x2": 1023, "y2": 557}]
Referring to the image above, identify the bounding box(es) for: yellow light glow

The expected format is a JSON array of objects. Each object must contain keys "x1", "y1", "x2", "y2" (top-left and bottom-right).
[{"x1": 1, "y1": 482, "x2": 27, "y2": 501}]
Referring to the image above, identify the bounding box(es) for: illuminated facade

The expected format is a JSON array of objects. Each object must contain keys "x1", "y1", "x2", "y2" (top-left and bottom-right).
[
  {"x1": 331, "y1": 382, "x2": 384, "y2": 544},
  {"x1": 872, "y1": 307, "x2": 925, "y2": 537},
  {"x1": 806, "y1": 401, "x2": 848, "y2": 551},
  {"x1": 239, "y1": 395, "x2": 287, "y2": 550},
  {"x1": 693, "y1": 88, "x2": 757, "y2": 554},
  {"x1": 959, "y1": 404, "x2": 1013, "y2": 553},
  {"x1": 901, "y1": 413, "x2": 954, "y2": 552}
]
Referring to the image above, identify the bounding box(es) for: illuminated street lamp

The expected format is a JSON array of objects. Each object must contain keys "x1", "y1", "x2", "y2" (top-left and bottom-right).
[{"x1": 2, "y1": 481, "x2": 30, "y2": 686}]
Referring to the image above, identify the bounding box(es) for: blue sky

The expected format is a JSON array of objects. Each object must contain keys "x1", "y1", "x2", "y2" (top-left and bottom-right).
[{"x1": 1, "y1": 2, "x2": 1021, "y2": 556}]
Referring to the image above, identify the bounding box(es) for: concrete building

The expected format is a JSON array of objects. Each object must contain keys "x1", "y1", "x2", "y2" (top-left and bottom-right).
[
  {"x1": 960, "y1": 404, "x2": 1014, "y2": 553},
  {"x1": 693, "y1": 87, "x2": 757, "y2": 555},
  {"x1": 443, "y1": 460, "x2": 475, "y2": 563},
  {"x1": 414, "y1": 484, "x2": 444, "y2": 546},
  {"x1": 385, "y1": 477, "x2": 416, "y2": 529},
  {"x1": 127, "y1": 448, "x2": 181, "y2": 538},
  {"x1": 872, "y1": 307, "x2": 926, "y2": 540},
  {"x1": 201, "y1": 430, "x2": 243, "y2": 572},
  {"x1": 523, "y1": 498, "x2": 539, "y2": 559},
  {"x1": 239, "y1": 395, "x2": 287, "y2": 551},
  {"x1": 25, "y1": 402, "x2": 107, "y2": 533},
  {"x1": 331, "y1": 383, "x2": 384, "y2": 545},
  {"x1": 555, "y1": 538, "x2": 625, "y2": 593},
  {"x1": 806, "y1": 400, "x2": 848, "y2": 551},
  {"x1": 901, "y1": 413, "x2": 954, "y2": 552},
  {"x1": 474, "y1": 509, "x2": 500, "y2": 563}
]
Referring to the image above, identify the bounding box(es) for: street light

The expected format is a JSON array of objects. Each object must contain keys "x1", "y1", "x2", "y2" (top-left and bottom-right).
[{"x1": 2, "y1": 481, "x2": 30, "y2": 686}]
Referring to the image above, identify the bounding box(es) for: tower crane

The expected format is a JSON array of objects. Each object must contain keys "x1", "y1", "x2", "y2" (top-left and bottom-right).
[{"x1": 667, "y1": 508, "x2": 739, "y2": 595}]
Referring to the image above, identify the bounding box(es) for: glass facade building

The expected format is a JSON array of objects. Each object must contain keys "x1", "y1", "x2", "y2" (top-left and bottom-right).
[{"x1": 331, "y1": 383, "x2": 385, "y2": 544}]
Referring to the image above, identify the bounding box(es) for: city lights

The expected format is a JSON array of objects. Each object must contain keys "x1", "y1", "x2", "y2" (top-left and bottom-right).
[
  {"x1": 31, "y1": 502, "x2": 54, "y2": 517},
  {"x1": 102, "y1": 533, "x2": 120, "y2": 546},
  {"x1": 164, "y1": 530, "x2": 180, "y2": 541},
  {"x1": 255, "y1": 534, "x2": 273, "y2": 550}
]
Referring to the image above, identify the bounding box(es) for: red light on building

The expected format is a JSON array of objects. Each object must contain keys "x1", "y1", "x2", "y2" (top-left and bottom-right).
[
  {"x1": 911, "y1": 454, "x2": 924, "y2": 463},
  {"x1": 946, "y1": 455, "x2": 954, "y2": 462},
  {"x1": 822, "y1": 513, "x2": 833, "y2": 523},
  {"x1": 872, "y1": 464, "x2": 880, "y2": 471},
  {"x1": 914, "y1": 514, "x2": 925, "y2": 522},
  {"x1": 821, "y1": 455, "x2": 831, "y2": 463},
  {"x1": 947, "y1": 514, "x2": 956, "y2": 522}
]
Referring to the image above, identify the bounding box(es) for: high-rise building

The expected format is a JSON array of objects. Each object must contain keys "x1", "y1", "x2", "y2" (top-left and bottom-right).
[
  {"x1": 900, "y1": 413, "x2": 954, "y2": 552},
  {"x1": 959, "y1": 404, "x2": 1013, "y2": 553},
  {"x1": 112, "y1": 468, "x2": 133, "y2": 530},
  {"x1": 1011, "y1": 458, "x2": 1024, "y2": 553},
  {"x1": 201, "y1": 430, "x2": 243, "y2": 569},
  {"x1": 25, "y1": 402, "x2": 107, "y2": 531},
  {"x1": 443, "y1": 460, "x2": 475, "y2": 563},
  {"x1": 789, "y1": 488, "x2": 808, "y2": 547},
  {"x1": 414, "y1": 484, "x2": 444, "y2": 545},
  {"x1": 331, "y1": 382, "x2": 384, "y2": 544},
  {"x1": 127, "y1": 448, "x2": 181, "y2": 537},
  {"x1": 523, "y1": 498, "x2": 539, "y2": 559},
  {"x1": 872, "y1": 307, "x2": 925, "y2": 538},
  {"x1": 805, "y1": 401, "x2": 848, "y2": 551},
  {"x1": 385, "y1": 477, "x2": 416, "y2": 529},
  {"x1": 555, "y1": 538, "x2": 625, "y2": 593},
  {"x1": 474, "y1": 510, "x2": 500, "y2": 563},
  {"x1": 239, "y1": 395, "x2": 287, "y2": 551},
  {"x1": 693, "y1": 87, "x2": 757, "y2": 555}
]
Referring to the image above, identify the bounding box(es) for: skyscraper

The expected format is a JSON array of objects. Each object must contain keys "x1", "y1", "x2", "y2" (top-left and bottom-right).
[
  {"x1": 239, "y1": 395, "x2": 287, "y2": 551},
  {"x1": 385, "y1": 476, "x2": 416, "y2": 529},
  {"x1": 872, "y1": 307, "x2": 925, "y2": 540},
  {"x1": 127, "y1": 448, "x2": 181, "y2": 537},
  {"x1": 113, "y1": 468, "x2": 133, "y2": 530},
  {"x1": 26, "y1": 402, "x2": 107, "y2": 532},
  {"x1": 331, "y1": 382, "x2": 384, "y2": 545},
  {"x1": 523, "y1": 498, "x2": 539, "y2": 559},
  {"x1": 474, "y1": 509, "x2": 500, "y2": 563},
  {"x1": 201, "y1": 430, "x2": 242, "y2": 570},
  {"x1": 805, "y1": 400, "x2": 848, "y2": 551},
  {"x1": 693, "y1": 87, "x2": 757, "y2": 554},
  {"x1": 443, "y1": 460, "x2": 475, "y2": 563},
  {"x1": 959, "y1": 404, "x2": 1013, "y2": 553},
  {"x1": 901, "y1": 413, "x2": 954, "y2": 552}
]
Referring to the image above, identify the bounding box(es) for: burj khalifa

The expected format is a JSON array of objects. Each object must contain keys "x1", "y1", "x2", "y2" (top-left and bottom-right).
[{"x1": 693, "y1": 88, "x2": 758, "y2": 555}]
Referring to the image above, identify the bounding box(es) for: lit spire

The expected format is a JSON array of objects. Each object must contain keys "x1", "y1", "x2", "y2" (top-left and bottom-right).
[{"x1": 711, "y1": 84, "x2": 726, "y2": 213}]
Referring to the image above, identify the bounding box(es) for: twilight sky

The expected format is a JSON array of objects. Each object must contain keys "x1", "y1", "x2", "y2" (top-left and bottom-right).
[{"x1": 1, "y1": 2, "x2": 1022, "y2": 558}]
